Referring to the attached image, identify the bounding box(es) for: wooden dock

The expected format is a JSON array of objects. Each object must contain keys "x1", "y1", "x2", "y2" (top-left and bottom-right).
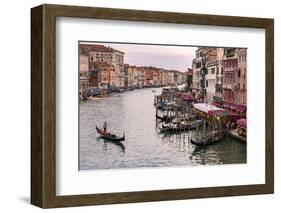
[{"x1": 229, "y1": 130, "x2": 246, "y2": 143}]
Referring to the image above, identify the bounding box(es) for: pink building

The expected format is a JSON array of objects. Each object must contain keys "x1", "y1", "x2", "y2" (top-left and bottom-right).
[
  {"x1": 222, "y1": 48, "x2": 238, "y2": 103},
  {"x1": 237, "y1": 49, "x2": 247, "y2": 105}
]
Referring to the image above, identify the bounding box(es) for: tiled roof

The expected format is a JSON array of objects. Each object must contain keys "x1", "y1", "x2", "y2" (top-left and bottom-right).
[{"x1": 79, "y1": 44, "x2": 114, "y2": 52}]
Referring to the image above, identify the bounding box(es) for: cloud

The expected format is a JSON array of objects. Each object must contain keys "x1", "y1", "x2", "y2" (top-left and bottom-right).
[{"x1": 81, "y1": 42, "x2": 197, "y2": 71}]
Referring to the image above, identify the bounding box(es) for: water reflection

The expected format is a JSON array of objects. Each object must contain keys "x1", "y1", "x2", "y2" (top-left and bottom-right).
[
  {"x1": 79, "y1": 87, "x2": 246, "y2": 170},
  {"x1": 97, "y1": 137, "x2": 126, "y2": 152}
]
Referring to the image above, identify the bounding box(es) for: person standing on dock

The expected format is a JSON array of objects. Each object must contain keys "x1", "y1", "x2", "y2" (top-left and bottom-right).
[{"x1": 103, "y1": 121, "x2": 107, "y2": 133}]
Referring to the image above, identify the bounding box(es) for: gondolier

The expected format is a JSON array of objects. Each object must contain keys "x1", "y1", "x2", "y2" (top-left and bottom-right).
[{"x1": 103, "y1": 121, "x2": 107, "y2": 133}]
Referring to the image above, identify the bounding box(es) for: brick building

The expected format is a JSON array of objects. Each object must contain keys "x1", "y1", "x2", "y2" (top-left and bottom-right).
[
  {"x1": 237, "y1": 49, "x2": 247, "y2": 105},
  {"x1": 79, "y1": 44, "x2": 125, "y2": 87}
]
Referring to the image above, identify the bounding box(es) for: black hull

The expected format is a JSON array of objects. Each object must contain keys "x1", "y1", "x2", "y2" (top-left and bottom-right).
[
  {"x1": 100, "y1": 135, "x2": 125, "y2": 142},
  {"x1": 96, "y1": 126, "x2": 125, "y2": 142}
]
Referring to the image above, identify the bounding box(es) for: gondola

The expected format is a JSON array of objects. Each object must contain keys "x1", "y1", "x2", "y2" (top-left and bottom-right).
[{"x1": 96, "y1": 126, "x2": 125, "y2": 142}]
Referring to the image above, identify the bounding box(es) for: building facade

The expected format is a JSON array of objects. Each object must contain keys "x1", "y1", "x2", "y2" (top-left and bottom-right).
[
  {"x1": 213, "y1": 48, "x2": 224, "y2": 103},
  {"x1": 79, "y1": 55, "x2": 90, "y2": 90},
  {"x1": 80, "y1": 43, "x2": 192, "y2": 90},
  {"x1": 206, "y1": 48, "x2": 217, "y2": 103},
  {"x1": 192, "y1": 47, "x2": 213, "y2": 102},
  {"x1": 192, "y1": 47, "x2": 247, "y2": 105},
  {"x1": 222, "y1": 48, "x2": 239, "y2": 103},
  {"x1": 80, "y1": 44, "x2": 125, "y2": 88},
  {"x1": 192, "y1": 59, "x2": 200, "y2": 90},
  {"x1": 237, "y1": 49, "x2": 247, "y2": 105}
]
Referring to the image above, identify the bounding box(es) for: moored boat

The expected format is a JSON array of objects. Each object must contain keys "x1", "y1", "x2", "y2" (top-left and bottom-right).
[
  {"x1": 156, "y1": 114, "x2": 176, "y2": 123},
  {"x1": 160, "y1": 120, "x2": 202, "y2": 132}
]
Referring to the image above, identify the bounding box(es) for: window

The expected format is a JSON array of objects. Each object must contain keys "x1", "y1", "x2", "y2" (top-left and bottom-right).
[
  {"x1": 226, "y1": 75, "x2": 230, "y2": 84},
  {"x1": 238, "y1": 68, "x2": 241, "y2": 78},
  {"x1": 206, "y1": 80, "x2": 208, "y2": 87},
  {"x1": 238, "y1": 83, "x2": 240, "y2": 90},
  {"x1": 211, "y1": 68, "x2": 216, "y2": 74}
]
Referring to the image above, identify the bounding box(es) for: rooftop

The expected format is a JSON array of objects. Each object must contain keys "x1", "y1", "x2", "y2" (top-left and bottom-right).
[{"x1": 79, "y1": 44, "x2": 124, "y2": 54}]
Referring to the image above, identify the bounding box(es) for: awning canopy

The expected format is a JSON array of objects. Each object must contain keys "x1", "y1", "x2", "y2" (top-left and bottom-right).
[
  {"x1": 194, "y1": 103, "x2": 245, "y2": 120},
  {"x1": 194, "y1": 103, "x2": 226, "y2": 113},
  {"x1": 223, "y1": 102, "x2": 247, "y2": 112}
]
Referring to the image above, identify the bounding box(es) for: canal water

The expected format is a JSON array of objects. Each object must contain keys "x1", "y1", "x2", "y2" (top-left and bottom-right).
[{"x1": 79, "y1": 87, "x2": 246, "y2": 170}]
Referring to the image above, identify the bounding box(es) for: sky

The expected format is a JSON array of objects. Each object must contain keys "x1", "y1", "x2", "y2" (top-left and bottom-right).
[{"x1": 81, "y1": 42, "x2": 197, "y2": 72}]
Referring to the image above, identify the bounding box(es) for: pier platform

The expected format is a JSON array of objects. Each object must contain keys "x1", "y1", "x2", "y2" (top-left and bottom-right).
[{"x1": 229, "y1": 130, "x2": 246, "y2": 143}]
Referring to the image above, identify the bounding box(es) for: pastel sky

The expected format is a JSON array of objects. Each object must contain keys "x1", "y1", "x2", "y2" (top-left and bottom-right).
[{"x1": 81, "y1": 42, "x2": 197, "y2": 72}]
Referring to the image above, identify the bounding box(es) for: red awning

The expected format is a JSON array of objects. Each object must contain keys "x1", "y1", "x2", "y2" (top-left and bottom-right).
[{"x1": 223, "y1": 102, "x2": 246, "y2": 112}]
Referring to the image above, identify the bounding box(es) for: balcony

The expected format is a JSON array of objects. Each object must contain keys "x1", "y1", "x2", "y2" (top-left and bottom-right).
[{"x1": 224, "y1": 67, "x2": 236, "y2": 72}]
